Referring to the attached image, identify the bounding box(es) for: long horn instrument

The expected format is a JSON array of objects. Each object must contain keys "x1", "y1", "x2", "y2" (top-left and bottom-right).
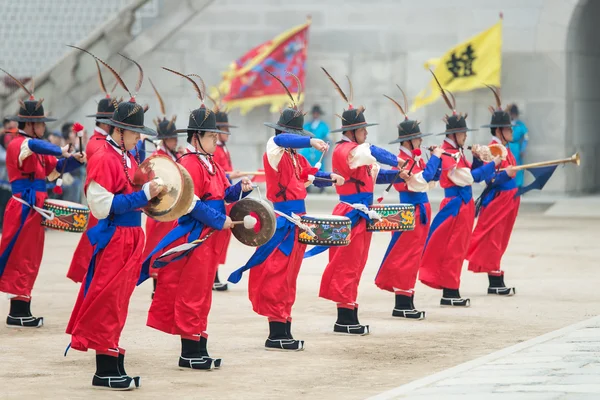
[{"x1": 504, "y1": 153, "x2": 580, "y2": 172}]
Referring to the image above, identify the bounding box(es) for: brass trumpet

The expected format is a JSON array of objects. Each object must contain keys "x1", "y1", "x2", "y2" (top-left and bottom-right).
[{"x1": 504, "y1": 153, "x2": 580, "y2": 172}]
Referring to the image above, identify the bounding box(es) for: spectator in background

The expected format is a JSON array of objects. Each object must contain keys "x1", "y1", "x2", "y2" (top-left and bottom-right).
[
  {"x1": 300, "y1": 105, "x2": 330, "y2": 193},
  {"x1": 60, "y1": 122, "x2": 84, "y2": 203},
  {"x1": 508, "y1": 104, "x2": 529, "y2": 188},
  {"x1": 48, "y1": 130, "x2": 63, "y2": 146}
]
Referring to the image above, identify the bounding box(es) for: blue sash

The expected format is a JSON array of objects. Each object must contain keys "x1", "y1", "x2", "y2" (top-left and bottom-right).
[
  {"x1": 400, "y1": 191, "x2": 429, "y2": 225},
  {"x1": 228, "y1": 199, "x2": 306, "y2": 284},
  {"x1": 304, "y1": 192, "x2": 373, "y2": 258},
  {"x1": 137, "y1": 199, "x2": 225, "y2": 285},
  {"x1": 85, "y1": 211, "x2": 142, "y2": 295},
  {"x1": 423, "y1": 186, "x2": 472, "y2": 252},
  {"x1": 0, "y1": 179, "x2": 46, "y2": 277},
  {"x1": 476, "y1": 178, "x2": 517, "y2": 216}
]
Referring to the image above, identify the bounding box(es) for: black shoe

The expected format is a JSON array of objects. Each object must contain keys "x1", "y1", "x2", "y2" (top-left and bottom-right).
[
  {"x1": 213, "y1": 270, "x2": 228, "y2": 291},
  {"x1": 117, "y1": 352, "x2": 140, "y2": 388},
  {"x1": 392, "y1": 294, "x2": 426, "y2": 320},
  {"x1": 333, "y1": 307, "x2": 369, "y2": 335},
  {"x1": 180, "y1": 337, "x2": 221, "y2": 370},
  {"x1": 152, "y1": 278, "x2": 157, "y2": 300},
  {"x1": 488, "y1": 274, "x2": 515, "y2": 296},
  {"x1": 392, "y1": 309, "x2": 426, "y2": 319},
  {"x1": 286, "y1": 320, "x2": 293, "y2": 339},
  {"x1": 6, "y1": 300, "x2": 43, "y2": 328},
  {"x1": 441, "y1": 288, "x2": 470, "y2": 307},
  {"x1": 93, "y1": 354, "x2": 136, "y2": 391},
  {"x1": 265, "y1": 321, "x2": 304, "y2": 351}
]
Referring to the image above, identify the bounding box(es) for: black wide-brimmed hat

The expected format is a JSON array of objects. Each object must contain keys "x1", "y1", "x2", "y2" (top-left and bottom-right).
[
  {"x1": 428, "y1": 70, "x2": 477, "y2": 135},
  {"x1": 480, "y1": 85, "x2": 512, "y2": 129},
  {"x1": 263, "y1": 70, "x2": 313, "y2": 136},
  {"x1": 207, "y1": 94, "x2": 237, "y2": 129},
  {"x1": 0, "y1": 69, "x2": 56, "y2": 123},
  {"x1": 86, "y1": 59, "x2": 121, "y2": 119},
  {"x1": 148, "y1": 78, "x2": 178, "y2": 138},
  {"x1": 321, "y1": 67, "x2": 378, "y2": 134},
  {"x1": 385, "y1": 85, "x2": 432, "y2": 144},
  {"x1": 161, "y1": 67, "x2": 229, "y2": 135},
  {"x1": 98, "y1": 101, "x2": 156, "y2": 136}
]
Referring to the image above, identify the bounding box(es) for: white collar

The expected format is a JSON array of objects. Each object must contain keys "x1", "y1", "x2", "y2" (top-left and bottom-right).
[
  {"x1": 444, "y1": 137, "x2": 458, "y2": 149},
  {"x1": 94, "y1": 126, "x2": 109, "y2": 136},
  {"x1": 217, "y1": 140, "x2": 224, "y2": 146},
  {"x1": 399, "y1": 145, "x2": 413, "y2": 158},
  {"x1": 107, "y1": 136, "x2": 131, "y2": 168},
  {"x1": 341, "y1": 136, "x2": 351, "y2": 142},
  {"x1": 491, "y1": 136, "x2": 503, "y2": 145}
]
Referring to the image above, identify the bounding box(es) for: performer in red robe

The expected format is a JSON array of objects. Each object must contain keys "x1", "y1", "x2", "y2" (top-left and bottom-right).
[
  {"x1": 67, "y1": 64, "x2": 120, "y2": 283},
  {"x1": 229, "y1": 72, "x2": 342, "y2": 351},
  {"x1": 66, "y1": 52, "x2": 161, "y2": 390},
  {"x1": 305, "y1": 70, "x2": 405, "y2": 335},
  {"x1": 418, "y1": 80, "x2": 499, "y2": 307},
  {"x1": 142, "y1": 80, "x2": 179, "y2": 297},
  {"x1": 0, "y1": 71, "x2": 85, "y2": 328},
  {"x1": 467, "y1": 87, "x2": 518, "y2": 295},
  {"x1": 374, "y1": 91, "x2": 443, "y2": 319},
  {"x1": 210, "y1": 102, "x2": 242, "y2": 291},
  {"x1": 143, "y1": 71, "x2": 253, "y2": 370}
]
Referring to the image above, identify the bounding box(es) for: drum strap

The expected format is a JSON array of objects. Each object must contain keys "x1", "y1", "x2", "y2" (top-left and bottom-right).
[{"x1": 0, "y1": 179, "x2": 49, "y2": 278}]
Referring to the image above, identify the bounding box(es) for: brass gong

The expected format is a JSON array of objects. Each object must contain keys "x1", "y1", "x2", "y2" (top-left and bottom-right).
[{"x1": 229, "y1": 197, "x2": 276, "y2": 247}]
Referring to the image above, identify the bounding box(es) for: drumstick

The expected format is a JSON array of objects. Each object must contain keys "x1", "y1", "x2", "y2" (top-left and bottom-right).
[
  {"x1": 314, "y1": 141, "x2": 330, "y2": 170},
  {"x1": 72, "y1": 122, "x2": 84, "y2": 156},
  {"x1": 426, "y1": 146, "x2": 459, "y2": 160},
  {"x1": 376, "y1": 159, "x2": 410, "y2": 204}
]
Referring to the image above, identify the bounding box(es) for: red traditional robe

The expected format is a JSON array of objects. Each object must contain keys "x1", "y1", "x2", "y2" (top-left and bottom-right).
[
  {"x1": 467, "y1": 140, "x2": 520, "y2": 273},
  {"x1": 66, "y1": 143, "x2": 144, "y2": 353},
  {"x1": 319, "y1": 140, "x2": 374, "y2": 305},
  {"x1": 375, "y1": 150, "x2": 438, "y2": 293},
  {"x1": 246, "y1": 141, "x2": 310, "y2": 322},
  {"x1": 147, "y1": 150, "x2": 231, "y2": 337},
  {"x1": 142, "y1": 147, "x2": 178, "y2": 278},
  {"x1": 212, "y1": 142, "x2": 234, "y2": 266},
  {"x1": 0, "y1": 135, "x2": 58, "y2": 297},
  {"x1": 419, "y1": 140, "x2": 479, "y2": 290},
  {"x1": 66, "y1": 128, "x2": 108, "y2": 283}
]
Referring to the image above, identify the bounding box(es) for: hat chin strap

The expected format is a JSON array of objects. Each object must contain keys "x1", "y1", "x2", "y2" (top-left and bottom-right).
[{"x1": 194, "y1": 132, "x2": 212, "y2": 157}]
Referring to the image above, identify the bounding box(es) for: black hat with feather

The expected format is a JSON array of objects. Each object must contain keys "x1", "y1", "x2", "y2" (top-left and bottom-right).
[
  {"x1": 68, "y1": 45, "x2": 157, "y2": 136},
  {"x1": 208, "y1": 91, "x2": 237, "y2": 129},
  {"x1": 263, "y1": 70, "x2": 313, "y2": 137},
  {"x1": 1, "y1": 69, "x2": 56, "y2": 123},
  {"x1": 430, "y1": 70, "x2": 477, "y2": 136},
  {"x1": 321, "y1": 67, "x2": 378, "y2": 134},
  {"x1": 149, "y1": 78, "x2": 177, "y2": 139},
  {"x1": 86, "y1": 60, "x2": 122, "y2": 119},
  {"x1": 480, "y1": 85, "x2": 512, "y2": 129},
  {"x1": 386, "y1": 84, "x2": 432, "y2": 144},
  {"x1": 162, "y1": 68, "x2": 229, "y2": 135}
]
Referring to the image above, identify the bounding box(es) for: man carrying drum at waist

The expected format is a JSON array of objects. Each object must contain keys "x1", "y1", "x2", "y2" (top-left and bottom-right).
[
  {"x1": 0, "y1": 69, "x2": 85, "y2": 328},
  {"x1": 228, "y1": 71, "x2": 343, "y2": 352},
  {"x1": 305, "y1": 69, "x2": 407, "y2": 336}
]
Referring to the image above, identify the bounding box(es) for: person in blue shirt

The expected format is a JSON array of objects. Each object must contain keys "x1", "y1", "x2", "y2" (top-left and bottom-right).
[
  {"x1": 508, "y1": 104, "x2": 528, "y2": 187},
  {"x1": 300, "y1": 105, "x2": 330, "y2": 193}
]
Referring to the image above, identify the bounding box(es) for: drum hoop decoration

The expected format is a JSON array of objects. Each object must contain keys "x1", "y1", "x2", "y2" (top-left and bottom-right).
[
  {"x1": 298, "y1": 215, "x2": 352, "y2": 246},
  {"x1": 41, "y1": 200, "x2": 90, "y2": 233},
  {"x1": 367, "y1": 204, "x2": 416, "y2": 232}
]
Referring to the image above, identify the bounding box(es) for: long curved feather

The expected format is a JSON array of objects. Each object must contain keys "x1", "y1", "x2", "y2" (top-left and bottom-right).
[
  {"x1": 67, "y1": 45, "x2": 131, "y2": 97},
  {"x1": 162, "y1": 67, "x2": 203, "y2": 103},
  {"x1": 383, "y1": 94, "x2": 406, "y2": 117},
  {"x1": 346, "y1": 76, "x2": 354, "y2": 104},
  {"x1": 485, "y1": 84, "x2": 502, "y2": 109},
  {"x1": 186, "y1": 74, "x2": 206, "y2": 102},
  {"x1": 0, "y1": 68, "x2": 33, "y2": 98},
  {"x1": 149, "y1": 78, "x2": 166, "y2": 115},
  {"x1": 207, "y1": 95, "x2": 219, "y2": 112},
  {"x1": 29, "y1": 78, "x2": 35, "y2": 96},
  {"x1": 321, "y1": 67, "x2": 348, "y2": 104},
  {"x1": 95, "y1": 60, "x2": 107, "y2": 95},
  {"x1": 396, "y1": 84, "x2": 409, "y2": 114},
  {"x1": 266, "y1": 70, "x2": 295, "y2": 107},
  {"x1": 286, "y1": 71, "x2": 303, "y2": 104},
  {"x1": 118, "y1": 53, "x2": 144, "y2": 95},
  {"x1": 446, "y1": 90, "x2": 457, "y2": 110},
  {"x1": 429, "y1": 69, "x2": 453, "y2": 111}
]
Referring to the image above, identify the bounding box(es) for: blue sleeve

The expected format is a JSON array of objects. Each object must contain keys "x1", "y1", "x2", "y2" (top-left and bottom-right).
[
  {"x1": 273, "y1": 133, "x2": 311, "y2": 149},
  {"x1": 370, "y1": 145, "x2": 398, "y2": 167},
  {"x1": 488, "y1": 170, "x2": 512, "y2": 186},
  {"x1": 375, "y1": 169, "x2": 404, "y2": 185},
  {"x1": 55, "y1": 157, "x2": 84, "y2": 173},
  {"x1": 422, "y1": 155, "x2": 441, "y2": 182},
  {"x1": 189, "y1": 200, "x2": 226, "y2": 230},
  {"x1": 471, "y1": 156, "x2": 484, "y2": 170},
  {"x1": 110, "y1": 190, "x2": 149, "y2": 215},
  {"x1": 27, "y1": 139, "x2": 62, "y2": 157},
  {"x1": 313, "y1": 170, "x2": 333, "y2": 188},
  {"x1": 471, "y1": 161, "x2": 497, "y2": 183},
  {"x1": 224, "y1": 181, "x2": 250, "y2": 202}
]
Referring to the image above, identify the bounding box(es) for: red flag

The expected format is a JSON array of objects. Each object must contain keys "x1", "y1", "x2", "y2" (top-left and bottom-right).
[{"x1": 215, "y1": 19, "x2": 310, "y2": 115}]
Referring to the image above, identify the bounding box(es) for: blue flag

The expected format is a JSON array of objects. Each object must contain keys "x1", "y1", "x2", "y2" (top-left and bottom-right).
[{"x1": 517, "y1": 165, "x2": 557, "y2": 196}]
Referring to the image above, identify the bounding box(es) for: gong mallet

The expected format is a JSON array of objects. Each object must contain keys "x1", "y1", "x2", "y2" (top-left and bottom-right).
[
  {"x1": 314, "y1": 141, "x2": 330, "y2": 170},
  {"x1": 376, "y1": 158, "x2": 410, "y2": 203},
  {"x1": 72, "y1": 122, "x2": 85, "y2": 156},
  {"x1": 231, "y1": 215, "x2": 258, "y2": 229}
]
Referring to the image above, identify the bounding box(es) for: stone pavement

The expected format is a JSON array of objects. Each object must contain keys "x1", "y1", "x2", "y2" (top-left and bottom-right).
[{"x1": 367, "y1": 316, "x2": 600, "y2": 400}]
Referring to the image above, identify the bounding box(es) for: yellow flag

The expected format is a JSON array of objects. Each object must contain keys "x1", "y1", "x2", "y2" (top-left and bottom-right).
[{"x1": 411, "y1": 20, "x2": 502, "y2": 112}]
